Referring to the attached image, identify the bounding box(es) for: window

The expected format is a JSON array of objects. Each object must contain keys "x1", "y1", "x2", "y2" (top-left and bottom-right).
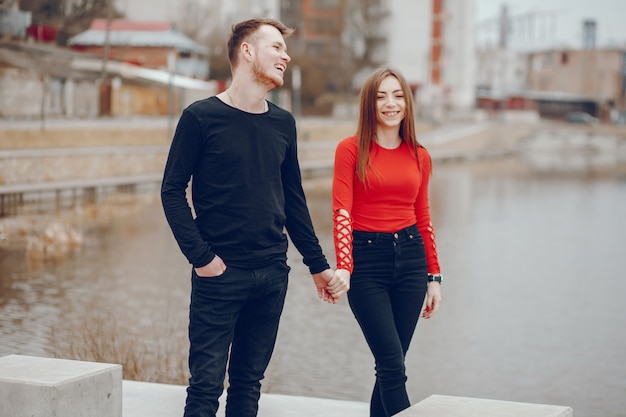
[
  {"x1": 307, "y1": 42, "x2": 325, "y2": 57},
  {"x1": 313, "y1": 0, "x2": 341, "y2": 9},
  {"x1": 307, "y1": 17, "x2": 340, "y2": 35}
]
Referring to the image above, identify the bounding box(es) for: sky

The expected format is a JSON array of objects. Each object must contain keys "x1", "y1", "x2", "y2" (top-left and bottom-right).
[{"x1": 475, "y1": 0, "x2": 626, "y2": 50}]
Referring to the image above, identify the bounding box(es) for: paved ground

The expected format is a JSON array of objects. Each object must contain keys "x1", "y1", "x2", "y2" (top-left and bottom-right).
[
  {"x1": 123, "y1": 380, "x2": 369, "y2": 417},
  {"x1": 123, "y1": 380, "x2": 573, "y2": 417}
]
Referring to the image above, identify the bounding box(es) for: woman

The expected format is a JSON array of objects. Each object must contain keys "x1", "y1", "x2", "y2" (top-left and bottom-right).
[{"x1": 331, "y1": 67, "x2": 443, "y2": 417}]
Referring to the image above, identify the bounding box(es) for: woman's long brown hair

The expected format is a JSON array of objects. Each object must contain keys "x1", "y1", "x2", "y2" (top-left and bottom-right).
[{"x1": 355, "y1": 67, "x2": 427, "y2": 185}]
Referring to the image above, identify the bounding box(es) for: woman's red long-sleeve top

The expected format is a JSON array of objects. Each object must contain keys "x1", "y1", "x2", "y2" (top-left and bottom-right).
[{"x1": 332, "y1": 136, "x2": 440, "y2": 275}]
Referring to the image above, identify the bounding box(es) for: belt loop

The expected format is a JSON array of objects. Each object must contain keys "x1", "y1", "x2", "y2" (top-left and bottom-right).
[{"x1": 400, "y1": 225, "x2": 415, "y2": 240}]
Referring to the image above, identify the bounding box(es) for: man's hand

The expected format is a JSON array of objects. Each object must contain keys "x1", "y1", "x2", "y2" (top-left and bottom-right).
[
  {"x1": 311, "y1": 268, "x2": 336, "y2": 304},
  {"x1": 194, "y1": 255, "x2": 227, "y2": 278}
]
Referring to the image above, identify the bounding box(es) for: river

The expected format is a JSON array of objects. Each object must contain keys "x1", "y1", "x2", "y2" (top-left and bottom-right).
[{"x1": 1, "y1": 131, "x2": 625, "y2": 417}]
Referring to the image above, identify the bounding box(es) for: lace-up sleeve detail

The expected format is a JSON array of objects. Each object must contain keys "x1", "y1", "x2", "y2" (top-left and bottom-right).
[{"x1": 333, "y1": 209, "x2": 353, "y2": 273}]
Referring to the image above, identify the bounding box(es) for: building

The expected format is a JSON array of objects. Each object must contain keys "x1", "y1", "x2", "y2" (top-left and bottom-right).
[
  {"x1": 280, "y1": 0, "x2": 349, "y2": 92},
  {"x1": 3, "y1": 0, "x2": 482, "y2": 119},
  {"x1": 440, "y1": 0, "x2": 476, "y2": 112},
  {"x1": 0, "y1": 42, "x2": 101, "y2": 118},
  {"x1": 63, "y1": 18, "x2": 212, "y2": 116},
  {"x1": 526, "y1": 48, "x2": 626, "y2": 120},
  {"x1": 0, "y1": 14, "x2": 215, "y2": 119},
  {"x1": 476, "y1": 47, "x2": 528, "y2": 99},
  {"x1": 67, "y1": 19, "x2": 208, "y2": 78},
  {"x1": 0, "y1": 0, "x2": 31, "y2": 39},
  {"x1": 475, "y1": 47, "x2": 532, "y2": 116},
  {"x1": 474, "y1": 47, "x2": 626, "y2": 122},
  {"x1": 111, "y1": 0, "x2": 479, "y2": 117},
  {"x1": 387, "y1": 0, "x2": 476, "y2": 119}
]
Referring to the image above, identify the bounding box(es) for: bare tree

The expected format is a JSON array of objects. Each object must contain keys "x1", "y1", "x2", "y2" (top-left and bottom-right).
[
  {"x1": 20, "y1": 0, "x2": 121, "y2": 44},
  {"x1": 177, "y1": 0, "x2": 222, "y2": 43},
  {"x1": 176, "y1": 0, "x2": 230, "y2": 80},
  {"x1": 344, "y1": 0, "x2": 390, "y2": 73},
  {"x1": 1, "y1": 0, "x2": 20, "y2": 9}
]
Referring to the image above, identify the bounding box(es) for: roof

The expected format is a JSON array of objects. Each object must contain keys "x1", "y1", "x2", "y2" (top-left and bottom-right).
[
  {"x1": 67, "y1": 19, "x2": 208, "y2": 55},
  {"x1": 0, "y1": 41, "x2": 215, "y2": 91},
  {"x1": 88, "y1": 19, "x2": 172, "y2": 31},
  {"x1": 70, "y1": 58, "x2": 216, "y2": 90},
  {"x1": 0, "y1": 41, "x2": 102, "y2": 80}
]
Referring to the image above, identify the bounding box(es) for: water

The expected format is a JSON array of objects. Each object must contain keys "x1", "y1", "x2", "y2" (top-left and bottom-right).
[{"x1": 1, "y1": 135, "x2": 625, "y2": 417}]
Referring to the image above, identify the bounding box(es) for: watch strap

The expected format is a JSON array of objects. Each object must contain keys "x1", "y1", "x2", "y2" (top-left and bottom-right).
[{"x1": 427, "y1": 274, "x2": 443, "y2": 283}]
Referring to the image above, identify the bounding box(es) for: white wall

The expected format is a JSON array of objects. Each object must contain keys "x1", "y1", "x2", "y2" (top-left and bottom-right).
[
  {"x1": 387, "y1": 0, "x2": 432, "y2": 86},
  {"x1": 387, "y1": 0, "x2": 476, "y2": 112},
  {"x1": 443, "y1": 0, "x2": 477, "y2": 109},
  {"x1": 476, "y1": 48, "x2": 528, "y2": 98}
]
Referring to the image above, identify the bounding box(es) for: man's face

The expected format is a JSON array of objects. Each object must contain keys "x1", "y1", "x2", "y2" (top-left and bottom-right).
[{"x1": 249, "y1": 25, "x2": 291, "y2": 89}]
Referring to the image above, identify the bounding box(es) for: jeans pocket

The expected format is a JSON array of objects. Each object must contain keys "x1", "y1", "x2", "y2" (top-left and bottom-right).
[
  {"x1": 353, "y1": 238, "x2": 373, "y2": 248},
  {"x1": 194, "y1": 266, "x2": 230, "y2": 281},
  {"x1": 276, "y1": 260, "x2": 291, "y2": 274},
  {"x1": 407, "y1": 232, "x2": 424, "y2": 247}
]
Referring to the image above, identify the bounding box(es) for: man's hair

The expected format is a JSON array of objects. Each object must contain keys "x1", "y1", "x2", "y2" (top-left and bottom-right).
[{"x1": 227, "y1": 18, "x2": 294, "y2": 68}]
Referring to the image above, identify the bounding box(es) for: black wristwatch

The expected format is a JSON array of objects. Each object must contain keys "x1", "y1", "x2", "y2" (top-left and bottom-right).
[{"x1": 427, "y1": 274, "x2": 443, "y2": 283}]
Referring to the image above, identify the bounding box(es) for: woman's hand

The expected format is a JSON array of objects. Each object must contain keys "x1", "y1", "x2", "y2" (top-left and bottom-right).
[
  {"x1": 327, "y1": 268, "x2": 351, "y2": 301},
  {"x1": 422, "y1": 281, "x2": 442, "y2": 319}
]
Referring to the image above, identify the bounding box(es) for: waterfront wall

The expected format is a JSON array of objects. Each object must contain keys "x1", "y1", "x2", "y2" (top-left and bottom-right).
[{"x1": 0, "y1": 118, "x2": 356, "y2": 188}]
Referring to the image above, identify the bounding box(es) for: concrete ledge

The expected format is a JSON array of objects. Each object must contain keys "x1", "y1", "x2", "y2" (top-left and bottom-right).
[
  {"x1": 0, "y1": 173, "x2": 163, "y2": 195},
  {"x1": 0, "y1": 354, "x2": 122, "y2": 417},
  {"x1": 398, "y1": 394, "x2": 573, "y2": 417}
]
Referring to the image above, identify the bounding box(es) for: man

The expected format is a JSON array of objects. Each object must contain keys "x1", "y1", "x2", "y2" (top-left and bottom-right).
[{"x1": 161, "y1": 18, "x2": 349, "y2": 417}]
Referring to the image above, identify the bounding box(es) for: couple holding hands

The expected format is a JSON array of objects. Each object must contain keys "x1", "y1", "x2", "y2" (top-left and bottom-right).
[{"x1": 161, "y1": 18, "x2": 442, "y2": 417}]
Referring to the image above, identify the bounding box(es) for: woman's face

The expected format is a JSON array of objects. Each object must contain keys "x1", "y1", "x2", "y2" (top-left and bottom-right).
[{"x1": 375, "y1": 75, "x2": 406, "y2": 129}]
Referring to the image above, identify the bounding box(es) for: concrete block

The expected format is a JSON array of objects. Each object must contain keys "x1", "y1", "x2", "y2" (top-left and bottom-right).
[
  {"x1": 398, "y1": 395, "x2": 573, "y2": 417},
  {"x1": 0, "y1": 354, "x2": 122, "y2": 417}
]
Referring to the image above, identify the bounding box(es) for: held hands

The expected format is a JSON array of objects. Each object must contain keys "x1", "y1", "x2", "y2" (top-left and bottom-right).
[
  {"x1": 311, "y1": 268, "x2": 350, "y2": 304},
  {"x1": 421, "y1": 281, "x2": 442, "y2": 319},
  {"x1": 328, "y1": 268, "x2": 350, "y2": 300}
]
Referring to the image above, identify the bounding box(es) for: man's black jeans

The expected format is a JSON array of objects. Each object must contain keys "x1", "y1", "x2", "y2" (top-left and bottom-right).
[
  {"x1": 183, "y1": 261, "x2": 290, "y2": 417},
  {"x1": 348, "y1": 224, "x2": 428, "y2": 417}
]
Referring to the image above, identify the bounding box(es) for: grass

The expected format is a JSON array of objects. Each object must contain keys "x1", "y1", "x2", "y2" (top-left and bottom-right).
[
  {"x1": 2, "y1": 188, "x2": 192, "y2": 385},
  {"x1": 50, "y1": 307, "x2": 190, "y2": 385}
]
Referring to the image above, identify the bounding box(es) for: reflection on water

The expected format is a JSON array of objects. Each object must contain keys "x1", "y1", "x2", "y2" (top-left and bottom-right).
[{"x1": 1, "y1": 134, "x2": 625, "y2": 417}]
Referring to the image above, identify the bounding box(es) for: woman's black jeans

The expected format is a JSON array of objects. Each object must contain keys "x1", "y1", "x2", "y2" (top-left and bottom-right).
[
  {"x1": 184, "y1": 261, "x2": 289, "y2": 417},
  {"x1": 348, "y1": 224, "x2": 428, "y2": 417}
]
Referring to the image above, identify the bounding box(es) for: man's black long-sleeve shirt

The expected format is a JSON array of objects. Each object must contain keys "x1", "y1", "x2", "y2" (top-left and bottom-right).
[{"x1": 161, "y1": 96, "x2": 330, "y2": 274}]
